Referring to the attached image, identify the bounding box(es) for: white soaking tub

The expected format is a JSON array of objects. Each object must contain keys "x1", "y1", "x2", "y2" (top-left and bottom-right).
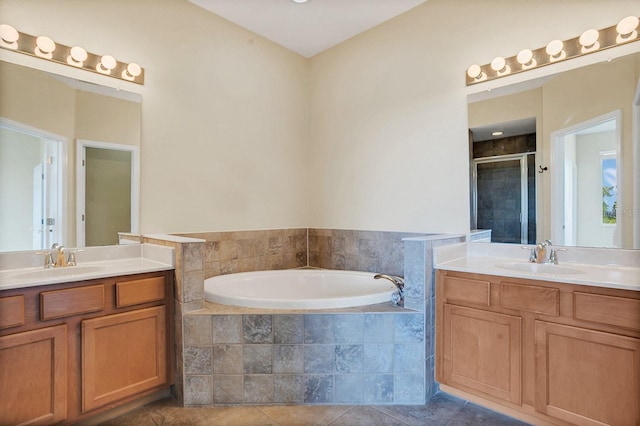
[{"x1": 204, "y1": 269, "x2": 396, "y2": 309}]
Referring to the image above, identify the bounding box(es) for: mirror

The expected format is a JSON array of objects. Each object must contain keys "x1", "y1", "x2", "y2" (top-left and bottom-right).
[
  {"x1": 468, "y1": 51, "x2": 639, "y2": 249},
  {"x1": 0, "y1": 60, "x2": 141, "y2": 252}
]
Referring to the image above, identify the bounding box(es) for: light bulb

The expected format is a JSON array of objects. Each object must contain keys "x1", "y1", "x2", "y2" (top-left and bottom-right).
[
  {"x1": 490, "y1": 56, "x2": 510, "y2": 75},
  {"x1": 67, "y1": 46, "x2": 88, "y2": 66},
  {"x1": 122, "y1": 62, "x2": 142, "y2": 81},
  {"x1": 546, "y1": 39, "x2": 565, "y2": 61},
  {"x1": 35, "y1": 35, "x2": 55, "y2": 58},
  {"x1": 0, "y1": 24, "x2": 19, "y2": 49},
  {"x1": 467, "y1": 64, "x2": 482, "y2": 79},
  {"x1": 516, "y1": 49, "x2": 536, "y2": 68},
  {"x1": 96, "y1": 54, "x2": 117, "y2": 74},
  {"x1": 616, "y1": 15, "x2": 639, "y2": 43}
]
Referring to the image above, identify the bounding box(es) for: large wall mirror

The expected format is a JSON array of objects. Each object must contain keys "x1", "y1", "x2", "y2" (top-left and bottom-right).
[
  {"x1": 0, "y1": 60, "x2": 141, "y2": 252},
  {"x1": 468, "y1": 51, "x2": 640, "y2": 250}
]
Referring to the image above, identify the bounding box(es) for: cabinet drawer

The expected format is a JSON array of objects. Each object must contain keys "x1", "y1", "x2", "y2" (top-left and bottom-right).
[
  {"x1": 500, "y1": 282, "x2": 559, "y2": 315},
  {"x1": 574, "y1": 292, "x2": 640, "y2": 331},
  {"x1": 116, "y1": 276, "x2": 165, "y2": 307},
  {"x1": 444, "y1": 276, "x2": 490, "y2": 305},
  {"x1": 41, "y1": 285, "x2": 104, "y2": 320},
  {"x1": 0, "y1": 295, "x2": 25, "y2": 329}
]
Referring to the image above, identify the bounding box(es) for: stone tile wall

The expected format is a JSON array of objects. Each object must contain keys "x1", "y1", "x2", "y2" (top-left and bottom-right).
[
  {"x1": 403, "y1": 235, "x2": 466, "y2": 400},
  {"x1": 175, "y1": 229, "x2": 307, "y2": 278},
  {"x1": 308, "y1": 229, "x2": 428, "y2": 277},
  {"x1": 183, "y1": 311, "x2": 426, "y2": 405}
]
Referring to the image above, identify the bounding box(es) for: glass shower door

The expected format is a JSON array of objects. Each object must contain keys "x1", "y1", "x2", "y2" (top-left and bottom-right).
[{"x1": 474, "y1": 155, "x2": 534, "y2": 244}]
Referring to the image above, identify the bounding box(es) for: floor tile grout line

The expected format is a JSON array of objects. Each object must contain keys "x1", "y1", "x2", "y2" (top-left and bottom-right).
[{"x1": 366, "y1": 405, "x2": 415, "y2": 426}]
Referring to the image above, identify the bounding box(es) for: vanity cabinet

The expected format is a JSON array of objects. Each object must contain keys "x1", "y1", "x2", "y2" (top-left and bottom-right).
[
  {"x1": 436, "y1": 270, "x2": 640, "y2": 426},
  {"x1": 0, "y1": 270, "x2": 173, "y2": 425}
]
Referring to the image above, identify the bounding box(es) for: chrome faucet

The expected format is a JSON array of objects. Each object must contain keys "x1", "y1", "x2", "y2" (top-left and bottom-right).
[
  {"x1": 523, "y1": 240, "x2": 552, "y2": 263},
  {"x1": 35, "y1": 243, "x2": 82, "y2": 268},
  {"x1": 374, "y1": 273, "x2": 405, "y2": 305}
]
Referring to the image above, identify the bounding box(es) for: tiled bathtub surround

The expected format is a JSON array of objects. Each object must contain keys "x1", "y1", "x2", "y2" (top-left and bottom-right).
[
  {"x1": 183, "y1": 310, "x2": 426, "y2": 405},
  {"x1": 144, "y1": 229, "x2": 466, "y2": 407}
]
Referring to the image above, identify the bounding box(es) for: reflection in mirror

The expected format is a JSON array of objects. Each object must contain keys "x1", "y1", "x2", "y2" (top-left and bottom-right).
[
  {"x1": 0, "y1": 60, "x2": 141, "y2": 252},
  {"x1": 551, "y1": 112, "x2": 621, "y2": 248},
  {"x1": 468, "y1": 52, "x2": 639, "y2": 249}
]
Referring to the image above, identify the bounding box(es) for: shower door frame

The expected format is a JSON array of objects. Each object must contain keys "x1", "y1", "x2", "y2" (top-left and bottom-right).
[{"x1": 472, "y1": 153, "x2": 534, "y2": 245}]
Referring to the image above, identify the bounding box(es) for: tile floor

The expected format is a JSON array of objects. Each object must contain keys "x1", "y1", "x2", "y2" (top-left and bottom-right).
[{"x1": 99, "y1": 392, "x2": 531, "y2": 425}]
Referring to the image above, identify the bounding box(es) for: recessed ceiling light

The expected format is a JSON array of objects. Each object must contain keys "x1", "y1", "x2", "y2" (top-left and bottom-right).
[
  {"x1": 492, "y1": 131, "x2": 504, "y2": 136},
  {"x1": 292, "y1": 0, "x2": 309, "y2": 3}
]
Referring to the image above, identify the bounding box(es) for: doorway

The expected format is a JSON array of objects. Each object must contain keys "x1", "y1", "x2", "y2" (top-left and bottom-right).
[
  {"x1": 0, "y1": 120, "x2": 65, "y2": 251},
  {"x1": 551, "y1": 111, "x2": 621, "y2": 248},
  {"x1": 76, "y1": 140, "x2": 139, "y2": 247}
]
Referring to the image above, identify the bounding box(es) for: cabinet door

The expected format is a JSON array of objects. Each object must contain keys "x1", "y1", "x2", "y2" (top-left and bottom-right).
[
  {"x1": 442, "y1": 304, "x2": 522, "y2": 405},
  {"x1": 0, "y1": 324, "x2": 67, "y2": 425},
  {"x1": 82, "y1": 306, "x2": 167, "y2": 413},
  {"x1": 535, "y1": 321, "x2": 640, "y2": 426}
]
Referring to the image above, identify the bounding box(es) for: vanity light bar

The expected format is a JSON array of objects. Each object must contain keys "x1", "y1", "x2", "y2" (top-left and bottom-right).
[
  {"x1": 0, "y1": 24, "x2": 144, "y2": 85},
  {"x1": 466, "y1": 15, "x2": 639, "y2": 86}
]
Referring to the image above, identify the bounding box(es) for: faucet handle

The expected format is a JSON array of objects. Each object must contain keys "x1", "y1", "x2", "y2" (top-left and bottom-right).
[
  {"x1": 548, "y1": 248, "x2": 567, "y2": 265},
  {"x1": 521, "y1": 245, "x2": 537, "y2": 262},
  {"x1": 66, "y1": 249, "x2": 84, "y2": 266},
  {"x1": 34, "y1": 251, "x2": 56, "y2": 268}
]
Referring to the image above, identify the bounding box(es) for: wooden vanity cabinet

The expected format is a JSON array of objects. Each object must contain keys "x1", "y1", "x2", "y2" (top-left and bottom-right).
[
  {"x1": 0, "y1": 270, "x2": 173, "y2": 425},
  {"x1": 436, "y1": 270, "x2": 640, "y2": 426}
]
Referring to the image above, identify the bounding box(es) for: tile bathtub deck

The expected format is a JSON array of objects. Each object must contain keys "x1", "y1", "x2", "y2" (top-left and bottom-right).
[{"x1": 99, "y1": 392, "x2": 531, "y2": 425}]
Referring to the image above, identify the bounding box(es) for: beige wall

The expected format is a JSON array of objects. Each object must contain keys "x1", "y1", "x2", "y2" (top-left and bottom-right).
[{"x1": 1, "y1": 0, "x2": 638, "y2": 237}]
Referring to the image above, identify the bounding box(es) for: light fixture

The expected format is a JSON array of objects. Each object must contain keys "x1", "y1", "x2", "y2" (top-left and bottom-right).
[
  {"x1": 35, "y1": 35, "x2": 56, "y2": 59},
  {"x1": 67, "y1": 46, "x2": 87, "y2": 66},
  {"x1": 292, "y1": 0, "x2": 309, "y2": 3},
  {"x1": 545, "y1": 39, "x2": 565, "y2": 61},
  {"x1": 466, "y1": 16, "x2": 640, "y2": 86},
  {"x1": 492, "y1": 131, "x2": 504, "y2": 136},
  {"x1": 616, "y1": 15, "x2": 639, "y2": 43},
  {"x1": 0, "y1": 24, "x2": 18, "y2": 49},
  {"x1": 0, "y1": 24, "x2": 144, "y2": 84},
  {"x1": 579, "y1": 29, "x2": 600, "y2": 53}
]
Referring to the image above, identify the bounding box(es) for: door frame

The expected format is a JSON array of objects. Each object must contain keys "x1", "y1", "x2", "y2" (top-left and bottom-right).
[{"x1": 76, "y1": 139, "x2": 140, "y2": 247}]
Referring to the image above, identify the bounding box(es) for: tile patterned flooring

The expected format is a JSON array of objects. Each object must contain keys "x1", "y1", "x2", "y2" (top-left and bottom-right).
[{"x1": 99, "y1": 392, "x2": 531, "y2": 425}]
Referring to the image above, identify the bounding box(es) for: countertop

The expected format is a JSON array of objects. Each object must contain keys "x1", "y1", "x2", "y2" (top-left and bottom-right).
[
  {"x1": 0, "y1": 243, "x2": 174, "y2": 291},
  {"x1": 434, "y1": 242, "x2": 640, "y2": 292}
]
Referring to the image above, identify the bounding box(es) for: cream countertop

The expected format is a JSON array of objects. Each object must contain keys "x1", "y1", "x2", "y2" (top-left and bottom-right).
[
  {"x1": 0, "y1": 243, "x2": 174, "y2": 291},
  {"x1": 434, "y1": 242, "x2": 640, "y2": 292}
]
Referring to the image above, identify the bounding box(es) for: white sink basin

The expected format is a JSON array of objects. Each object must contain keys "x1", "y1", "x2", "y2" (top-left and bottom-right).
[
  {"x1": 495, "y1": 262, "x2": 585, "y2": 275},
  {"x1": 12, "y1": 265, "x2": 105, "y2": 280}
]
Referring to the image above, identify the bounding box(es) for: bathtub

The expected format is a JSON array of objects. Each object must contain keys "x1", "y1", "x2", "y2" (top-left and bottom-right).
[{"x1": 204, "y1": 269, "x2": 397, "y2": 309}]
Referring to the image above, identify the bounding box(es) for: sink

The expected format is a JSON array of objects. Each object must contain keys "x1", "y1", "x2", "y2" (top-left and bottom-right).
[
  {"x1": 12, "y1": 265, "x2": 105, "y2": 280},
  {"x1": 495, "y1": 262, "x2": 585, "y2": 275}
]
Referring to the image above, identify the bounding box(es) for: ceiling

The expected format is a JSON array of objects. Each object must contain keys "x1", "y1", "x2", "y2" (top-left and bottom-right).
[{"x1": 188, "y1": 0, "x2": 429, "y2": 58}]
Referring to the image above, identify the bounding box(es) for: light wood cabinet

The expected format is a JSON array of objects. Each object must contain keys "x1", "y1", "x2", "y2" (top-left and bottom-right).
[
  {"x1": 0, "y1": 270, "x2": 172, "y2": 425},
  {"x1": 442, "y1": 304, "x2": 522, "y2": 405},
  {"x1": 436, "y1": 270, "x2": 640, "y2": 426},
  {"x1": 0, "y1": 324, "x2": 67, "y2": 425},
  {"x1": 82, "y1": 306, "x2": 167, "y2": 412},
  {"x1": 535, "y1": 321, "x2": 640, "y2": 426}
]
